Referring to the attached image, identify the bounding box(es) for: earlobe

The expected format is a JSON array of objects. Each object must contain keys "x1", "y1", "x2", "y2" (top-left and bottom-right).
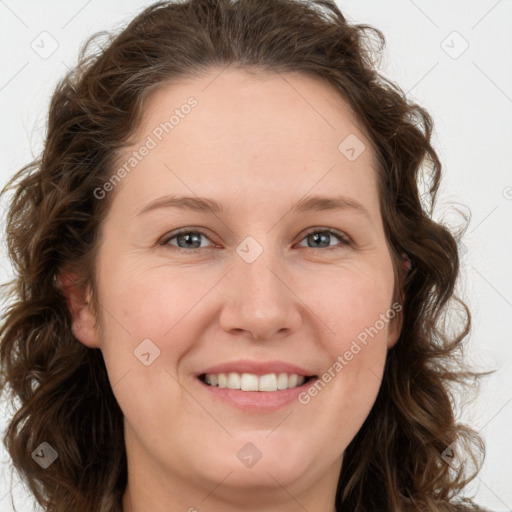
[
  {"x1": 56, "y1": 271, "x2": 101, "y2": 349},
  {"x1": 401, "y1": 252, "x2": 412, "y2": 278}
]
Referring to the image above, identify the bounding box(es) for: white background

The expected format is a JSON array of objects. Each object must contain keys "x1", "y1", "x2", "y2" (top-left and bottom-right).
[{"x1": 0, "y1": 1, "x2": 511, "y2": 511}]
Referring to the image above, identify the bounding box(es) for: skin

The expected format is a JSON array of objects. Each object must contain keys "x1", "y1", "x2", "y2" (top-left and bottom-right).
[{"x1": 66, "y1": 67, "x2": 402, "y2": 512}]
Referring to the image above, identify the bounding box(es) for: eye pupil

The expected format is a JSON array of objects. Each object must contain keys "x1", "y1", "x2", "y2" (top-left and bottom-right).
[
  {"x1": 178, "y1": 232, "x2": 201, "y2": 248},
  {"x1": 309, "y1": 232, "x2": 330, "y2": 248}
]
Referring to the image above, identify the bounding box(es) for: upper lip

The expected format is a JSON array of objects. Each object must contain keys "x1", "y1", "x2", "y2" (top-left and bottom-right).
[{"x1": 197, "y1": 359, "x2": 316, "y2": 377}]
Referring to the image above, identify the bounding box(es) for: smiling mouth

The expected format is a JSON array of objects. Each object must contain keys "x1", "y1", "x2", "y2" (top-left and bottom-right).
[{"x1": 199, "y1": 372, "x2": 317, "y2": 392}]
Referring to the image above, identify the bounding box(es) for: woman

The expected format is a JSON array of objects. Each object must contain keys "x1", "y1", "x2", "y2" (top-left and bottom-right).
[{"x1": 0, "y1": 0, "x2": 490, "y2": 511}]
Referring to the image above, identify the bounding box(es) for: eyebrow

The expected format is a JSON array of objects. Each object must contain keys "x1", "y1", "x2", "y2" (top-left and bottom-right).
[{"x1": 136, "y1": 193, "x2": 371, "y2": 220}]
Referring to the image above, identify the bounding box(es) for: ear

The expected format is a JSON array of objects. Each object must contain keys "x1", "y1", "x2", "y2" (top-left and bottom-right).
[
  {"x1": 386, "y1": 253, "x2": 411, "y2": 349},
  {"x1": 56, "y1": 271, "x2": 101, "y2": 348},
  {"x1": 386, "y1": 310, "x2": 402, "y2": 349}
]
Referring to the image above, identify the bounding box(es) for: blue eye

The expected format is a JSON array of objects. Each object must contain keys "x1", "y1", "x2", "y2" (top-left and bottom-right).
[
  {"x1": 160, "y1": 228, "x2": 350, "y2": 253},
  {"x1": 162, "y1": 230, "x2": 213, "y2": 252},
  {"x1": 297, "y1": 229, "x2": 350, "y2": 250}
]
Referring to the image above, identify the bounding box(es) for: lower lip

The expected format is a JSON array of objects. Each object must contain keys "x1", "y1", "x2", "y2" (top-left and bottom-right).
[{"x1": 196, "y1": 377, "x2": 318, "y2": 412}]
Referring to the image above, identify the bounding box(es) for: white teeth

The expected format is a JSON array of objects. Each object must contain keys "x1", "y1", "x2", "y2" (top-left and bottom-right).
[
  {"x1": 277, "y1": 372, "x2": 288, "y2": 390},
  {"x1": 205, "y1": 374, "x2": 218, "y2": 386},
  {"x1": 203, "y1": 372, "x2": 309, "y2": 391},
  {"x1": 241, "y1": 373, "x2": 259, "y2": 391},
  {"x1": 259, "y1": 373, "x2": 277, "y2": 391},
  {"x1": 227, "y1": 372, "x2": 241, "y2": 390},
  {"x1": 218, "y1": 373, "x2": 228, "y2": 388}
]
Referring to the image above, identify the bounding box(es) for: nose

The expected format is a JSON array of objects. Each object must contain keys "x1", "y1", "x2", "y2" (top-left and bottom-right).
[{"x1": 218, "y1": 246, "x2": 303, "y2": 342}]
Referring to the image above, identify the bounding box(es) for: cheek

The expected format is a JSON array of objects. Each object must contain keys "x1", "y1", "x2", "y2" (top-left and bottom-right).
[
  {"x1": 302, "y1": 267, "x2": 393, "y2": 428},
  {"x1": 94, "y1": 262, "x2": 201, "y2": 442},
  {"x1": 93, "y1": 255, "x2": 232, "y2": 423},
  {"x1": 97, "y1": 258, "x2": 206, "y2": 344},
  {"x1": 313, "y1": 262, "x2": 395, "y2": 350}
]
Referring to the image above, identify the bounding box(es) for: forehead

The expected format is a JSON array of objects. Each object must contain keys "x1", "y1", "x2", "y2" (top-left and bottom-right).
[
  {"x1": 112, "y1": 67, "x2": 380, "y2": 217},
  {"x1": 138, "y1": 66, "x2": 371, "y2": 156}
]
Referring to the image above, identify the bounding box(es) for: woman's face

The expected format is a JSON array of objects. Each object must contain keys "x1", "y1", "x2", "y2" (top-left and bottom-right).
[{"x1": 73, "y1": 68, "x2": 401, "y2": 507}]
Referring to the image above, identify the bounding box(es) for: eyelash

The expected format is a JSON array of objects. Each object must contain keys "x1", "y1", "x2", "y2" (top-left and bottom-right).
[{"x1": 159, "y1": 228, "x2": 351, "y2": 254}]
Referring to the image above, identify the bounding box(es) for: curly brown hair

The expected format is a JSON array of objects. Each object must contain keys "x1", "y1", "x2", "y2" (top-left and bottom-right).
[{"x1": 0, "y1": 0, "x2": 490, "y2": 511}]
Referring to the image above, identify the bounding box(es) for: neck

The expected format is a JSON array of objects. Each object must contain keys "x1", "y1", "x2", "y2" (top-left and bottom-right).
[
  {"x1": 123, "y1": 489, "x2": 339, "y2": 512},
  {"x1": 121, "y1": 443, "x2": 341, "y2": 512}
]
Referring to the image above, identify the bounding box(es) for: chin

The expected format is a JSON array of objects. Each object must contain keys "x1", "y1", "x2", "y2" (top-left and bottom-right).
[{"x1": 195, "y1": 435, "x2": 316, "y2": 489}]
